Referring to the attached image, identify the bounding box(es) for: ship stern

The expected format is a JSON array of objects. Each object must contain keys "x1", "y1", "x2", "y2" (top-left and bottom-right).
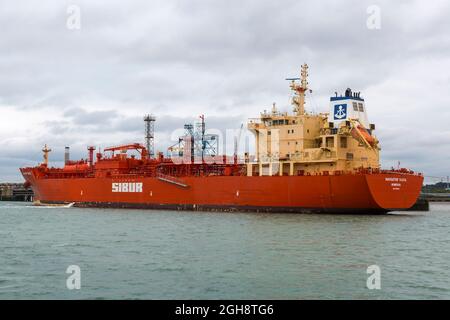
[{"x1": 366, "y1": 172, "x2": 423, "y2": 211}]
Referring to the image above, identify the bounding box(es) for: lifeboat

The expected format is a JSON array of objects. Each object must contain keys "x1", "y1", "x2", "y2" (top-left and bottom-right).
[{"x1": 351, "y1": 124, "x2": 375, "y2": 147}]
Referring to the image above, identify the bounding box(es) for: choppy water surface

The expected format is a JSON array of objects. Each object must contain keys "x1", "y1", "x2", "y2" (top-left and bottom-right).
[{"x1": 0, "y1": 202, "x2": 449, "y2": 299}]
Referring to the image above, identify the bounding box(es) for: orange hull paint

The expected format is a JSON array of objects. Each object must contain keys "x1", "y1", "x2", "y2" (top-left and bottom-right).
[{"x1": 21, "y1": 168, "x2": 423, "y2": 213}]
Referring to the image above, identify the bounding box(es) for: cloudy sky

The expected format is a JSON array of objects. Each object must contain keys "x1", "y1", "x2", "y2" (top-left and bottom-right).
[{"x1": 0, "y1": 0, "x2": 449, "y2": 182}]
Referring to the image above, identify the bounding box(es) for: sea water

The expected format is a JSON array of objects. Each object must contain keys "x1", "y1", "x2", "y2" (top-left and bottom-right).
[{"x1": 0, "y1": 201, "x2": 449, "y2": 299}]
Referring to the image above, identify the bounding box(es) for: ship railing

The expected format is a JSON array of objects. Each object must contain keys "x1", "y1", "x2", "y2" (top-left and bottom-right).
[
  {"x1": 247, "y1": 118, "x2": 262, "y2": 126},
  {"x1": 354, "y1": 167, "x2": 422, "y2": 176},
  {"x1": 379, "y1": 169, "x2": 422, "y2": 176}
]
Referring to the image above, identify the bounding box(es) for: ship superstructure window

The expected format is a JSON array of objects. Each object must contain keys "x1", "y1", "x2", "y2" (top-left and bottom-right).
[
  {"x1": 272, "y1": 119, "x2": 289, "y2": 126},
  {"x1": 326, "y1": 136, "x2": 334, "y2": 148},
  {"x1": 346, "y1": 152, "x2": 354, "y2": 160},
  {"x1": 353, "y1": 102, "x2": 358, "y2": 111},
  {"x1": 340, "y1": 136, "x2": 347, "y2": 148},
  {"x1": 315, "y1": 138, "x2": 322, "y2": 148},
  {"x1": 358, "y1": 103, "x2": 364, "y2": 112}
]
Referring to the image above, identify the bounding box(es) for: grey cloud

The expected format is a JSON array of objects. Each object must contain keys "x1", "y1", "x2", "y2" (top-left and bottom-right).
[{"x1": 63, "y1": 107, "x2": 118, "y2": 125}]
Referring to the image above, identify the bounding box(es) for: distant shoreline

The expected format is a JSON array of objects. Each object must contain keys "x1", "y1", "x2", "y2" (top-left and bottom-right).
[{"x1": 420, "y1": 193, "x2": 450, "y2": 202}]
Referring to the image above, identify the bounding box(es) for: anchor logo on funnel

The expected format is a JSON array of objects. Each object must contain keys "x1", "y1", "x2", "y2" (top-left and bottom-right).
[{"x1": 334, "y1": 104, "x2": 347, "y2": 120}]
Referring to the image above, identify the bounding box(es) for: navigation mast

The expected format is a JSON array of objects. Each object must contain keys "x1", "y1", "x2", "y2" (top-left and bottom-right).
[
  {"x1": 42, "y1": 144, "x2": 51, "y2": 166},
  {"x1": 288, "y1": 63, "x2": 309, "y2": 115}
]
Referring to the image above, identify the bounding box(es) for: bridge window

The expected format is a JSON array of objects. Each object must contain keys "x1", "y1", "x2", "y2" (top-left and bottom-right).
[
  {"x1": 358, "y1": 103, "x2": 364, "y2": 112},
  {"x1": 353, "y1": 102, "x2": 358, "y2": 111}
]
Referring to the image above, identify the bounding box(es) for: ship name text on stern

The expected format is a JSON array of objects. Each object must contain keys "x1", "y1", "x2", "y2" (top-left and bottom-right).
[{"x1": 385, "y1": 177, "x2": 407, "y2": 191}]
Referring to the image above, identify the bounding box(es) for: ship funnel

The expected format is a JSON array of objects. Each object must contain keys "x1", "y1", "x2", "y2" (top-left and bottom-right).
[
  {"x1": 328, "y1": 89, "x2": 369, "y2": 128},
  {"x1": 64, "y1": 146, "x2": 70, "y2": 165}
]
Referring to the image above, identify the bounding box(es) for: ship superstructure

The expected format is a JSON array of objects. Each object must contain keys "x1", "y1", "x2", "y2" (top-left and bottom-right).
[
  {"x1": 247, "y1": 64, "x2": 379, "y2": 177},
  {"x1": 20, "y1": 65, "x2": 423, "y2": 213}
]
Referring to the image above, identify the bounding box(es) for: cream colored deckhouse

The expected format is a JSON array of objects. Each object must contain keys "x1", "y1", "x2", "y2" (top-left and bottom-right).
[{"x1": 247, "y1": 64, "x2": 380, "y2": 176}]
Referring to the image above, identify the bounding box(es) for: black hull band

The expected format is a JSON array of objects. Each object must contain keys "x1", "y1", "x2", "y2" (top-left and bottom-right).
[{"x1": 37, "y1": 200, "x2": 389, "y2": 214}]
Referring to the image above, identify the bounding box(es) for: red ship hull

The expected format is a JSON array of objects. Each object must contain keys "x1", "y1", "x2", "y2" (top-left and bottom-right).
[{"x1": 21, "y1": 168, "x2": 423, "y2": 213}]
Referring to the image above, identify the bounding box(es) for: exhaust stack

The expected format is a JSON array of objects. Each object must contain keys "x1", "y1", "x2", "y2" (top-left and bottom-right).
[
  {"x1": 88, "y1": 146, "x2": 96, "y2": 167},
  {"x1": 64, "y1": 146, "x2": 70, "y2": 165},
  {"x1": 144, "y1": 114, "x2": 156, "y2": 158}
]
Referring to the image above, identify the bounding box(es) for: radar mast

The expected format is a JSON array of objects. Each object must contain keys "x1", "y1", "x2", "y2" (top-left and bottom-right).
[
  {"x1": 288, "y1": 63, "x2": 309, "y2": 115},
  {"x1": 42, "y1": 144, "x2": 51, "y2": 166}
]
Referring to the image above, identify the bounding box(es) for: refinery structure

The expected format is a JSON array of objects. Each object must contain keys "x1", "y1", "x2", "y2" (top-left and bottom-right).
[{"x1": 20, "y1": 65, "x2": 423, "y2": 213}]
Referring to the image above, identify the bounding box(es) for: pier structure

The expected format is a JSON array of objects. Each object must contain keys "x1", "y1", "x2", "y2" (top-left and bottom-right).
[{"x1": 0, "y1": 183, "x2": 34, "y2": 201}]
